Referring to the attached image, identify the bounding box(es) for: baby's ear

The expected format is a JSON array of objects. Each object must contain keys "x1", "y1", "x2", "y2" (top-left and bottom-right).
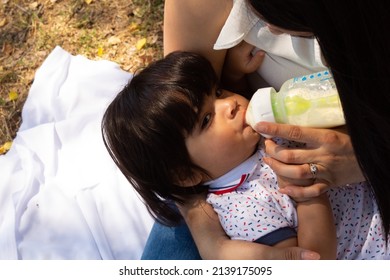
[{"x1": 173, "y1": 170, "x2": 203, "y2": 187}]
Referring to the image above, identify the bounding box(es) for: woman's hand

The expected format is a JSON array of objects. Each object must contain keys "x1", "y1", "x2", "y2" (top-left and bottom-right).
[{"x1": 255, "y1": 122, "x2": 365, "y2": 200}]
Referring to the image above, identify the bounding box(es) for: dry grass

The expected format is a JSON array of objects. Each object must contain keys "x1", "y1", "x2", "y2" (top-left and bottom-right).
[{"x1": 0, "y1": 0, "x2": 164, "y2": 152}]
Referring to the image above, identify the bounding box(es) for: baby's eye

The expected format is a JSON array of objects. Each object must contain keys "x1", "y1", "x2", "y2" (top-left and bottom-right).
[{"x1": 201, "y1": 113, "x2": 212, "y2": 129}]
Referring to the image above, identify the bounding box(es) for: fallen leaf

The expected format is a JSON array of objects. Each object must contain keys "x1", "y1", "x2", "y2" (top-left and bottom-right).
[
  {"x1": 133, "y1": 7, "x2": 145, "y2": 18},
  {"x1": 0, "y1": 141, "x2": 12, "y2": 155},
  {"x1": 136, "y1": 38, "x2": 147, "y2": 50},
  {"x1": 108, "y1": 36, "x2": 121, "y2": 45},
  {"x1": 97, "y1": 46, "x2": 104, "y2": 57},
  {"x1": 0, "y1": 18, "x2": 7, "y2": 27},
  {"x1": 8, "y1": 91, "x2": 18, "y2": 101},
  {"x1": 85, "y1": 0, "x2": 93, "y2": 4},
  {"x1": 29, "y1": 2, "x2": 39, "y2": 9},
  {"x1": 128, "y1": 22, "x2": 139, "y2": 32}
]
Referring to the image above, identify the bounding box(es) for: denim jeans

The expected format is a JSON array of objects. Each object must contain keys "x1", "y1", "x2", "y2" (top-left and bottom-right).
[{"x1": 141, "y1": 221, "x2": 202, "y2": 260}]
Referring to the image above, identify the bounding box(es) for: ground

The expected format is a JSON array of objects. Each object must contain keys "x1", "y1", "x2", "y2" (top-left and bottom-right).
[{"x1": 0, "y1": 0, "x2": 164, "y2": 153}]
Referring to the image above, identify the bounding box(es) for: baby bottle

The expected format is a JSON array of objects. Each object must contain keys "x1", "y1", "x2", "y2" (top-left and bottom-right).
[{"x1": 245, "y1": 70, "x2": 345, "y2": 129}]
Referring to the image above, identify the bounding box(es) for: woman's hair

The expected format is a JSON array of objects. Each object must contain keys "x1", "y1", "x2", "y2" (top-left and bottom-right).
[
  {"x1": 101, "y1": 51, "x2": 218, "y2": 225},
  {"x1": 248, "y1": 0, "x2": 390, "y2": 237}
]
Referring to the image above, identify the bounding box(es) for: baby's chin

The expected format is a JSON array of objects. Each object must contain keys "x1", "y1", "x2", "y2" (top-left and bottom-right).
[{"x1": 246, "y1": 124, "x2": 262, "y2": 139}]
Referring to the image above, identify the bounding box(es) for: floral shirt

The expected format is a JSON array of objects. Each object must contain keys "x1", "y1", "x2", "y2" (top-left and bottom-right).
[{"x1": 206, "y1": 147, "x2": 390, "y2": 259}]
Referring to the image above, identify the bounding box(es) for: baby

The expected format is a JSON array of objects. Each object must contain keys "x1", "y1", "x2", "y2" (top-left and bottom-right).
[{"x1": 102, "y1": 51, "x2": 389, "y2": 259}]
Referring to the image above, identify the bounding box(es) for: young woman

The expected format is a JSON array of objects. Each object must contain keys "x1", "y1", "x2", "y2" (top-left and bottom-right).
[{"x1": 247, "y1": 0, "x2": 390, "y2": 239}]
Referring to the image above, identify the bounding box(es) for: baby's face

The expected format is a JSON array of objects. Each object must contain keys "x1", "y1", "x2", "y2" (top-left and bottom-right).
[{"x1": 185, "y1": 89, "x2": 261, "y2": 180}]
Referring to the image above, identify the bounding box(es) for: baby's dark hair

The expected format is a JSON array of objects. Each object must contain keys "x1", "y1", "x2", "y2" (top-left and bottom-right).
[{"x1": 101, "y1": 51, "x2": 218, "y2": 225}]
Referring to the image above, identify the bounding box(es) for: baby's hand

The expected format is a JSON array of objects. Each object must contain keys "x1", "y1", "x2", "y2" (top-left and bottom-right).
[{"x1": 223, "y1": 41, "x2": 265, "y2": 82}]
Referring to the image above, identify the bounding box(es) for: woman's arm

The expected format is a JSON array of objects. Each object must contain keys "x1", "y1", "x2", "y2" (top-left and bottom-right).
[
  {"x1": 164, "y1": 0, "x2": 265, "y2": 94},
  {"x1": 255, "y1": 122, "x2": 365, "y2": 199},
  {"x1": 163, "y1": 0, "x2": 231, "y2": 76}
]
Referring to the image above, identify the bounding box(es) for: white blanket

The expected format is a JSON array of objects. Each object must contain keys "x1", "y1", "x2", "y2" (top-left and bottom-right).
[{"x1": 0, "y1": 46, "x2": 154, "y2": 259}]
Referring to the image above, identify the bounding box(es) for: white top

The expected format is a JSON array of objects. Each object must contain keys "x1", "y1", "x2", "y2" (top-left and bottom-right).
[
  {"x1": 0, "y1": 47, "x2": 154, "y2": 259},
  {"x1": 214, "y1": 0, "x2": 326, "y2": 90},
  {"x1": 207, "y1": 141, "x2": 390, "y2": 260}
]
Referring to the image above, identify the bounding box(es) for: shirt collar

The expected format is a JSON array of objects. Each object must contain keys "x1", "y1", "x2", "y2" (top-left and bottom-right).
[{"x1": 206, "y1": 150, "x2": 259, "y2": 194}]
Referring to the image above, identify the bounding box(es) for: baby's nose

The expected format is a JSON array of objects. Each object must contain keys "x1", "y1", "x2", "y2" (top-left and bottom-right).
[{"x1": 219, "y1": 98, "x2": 237, "y2": 119}]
